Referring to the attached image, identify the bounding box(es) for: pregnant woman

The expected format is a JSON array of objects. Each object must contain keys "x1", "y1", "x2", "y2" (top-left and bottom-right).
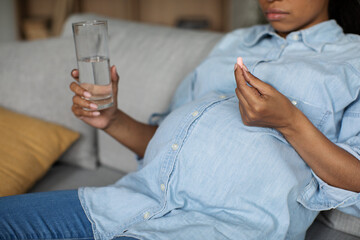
[{"x1": 1, "y1": 0, "x2": 359, "y2": 239}]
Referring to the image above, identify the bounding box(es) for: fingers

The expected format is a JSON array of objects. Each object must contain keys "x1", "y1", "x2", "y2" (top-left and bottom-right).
[
  {"x1": 236, "y1": 57, "x2": 249, "y2": 72},
  {"x1": 109, "y1": 65, "x2": 119, "y2": 106},
  {"x1": 234, "y1": 63, "x2": 261, "y2": 105},
  {"x1": 235, "y1": 88, "x2": 250, "y2": 125},
  {"x1": 242, "y1": 68, "x2": 272, "y2": 95},
  {"x1": 71, "y1": 69, "x2": 79, "y2": 82},
  {"x1": 234, "y1": 63, "x2": 247, "y2": 88},
  {"x1": 70, "y1": 81, "x2": 100, "y2": 117},
  {"x1": 72, "y1": 104, "x2": 100, "y2": 118},
  {"x1": 235, "y1": 87, "x2": 250, "y2": 109},
  {"x1": 70, "y1": 82, "x2": 92, "y2": 98},
  {"x1": 110, "y1": 65, "x2": 119, "y2": 93},
  {"x1": 110, "y1": 65, "x2": 119, "y2": 82},
  {"x1": 72, "y1": 95, "x2": 98, "y2": 110},
  {"x1": 70, "y1": 66, "x2": 119, "y2": 120}
]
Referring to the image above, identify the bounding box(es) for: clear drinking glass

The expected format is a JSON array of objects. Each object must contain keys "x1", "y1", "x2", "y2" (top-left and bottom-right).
[{"x1": 72, "y1": 20, "x2": 113, "y2": 110}]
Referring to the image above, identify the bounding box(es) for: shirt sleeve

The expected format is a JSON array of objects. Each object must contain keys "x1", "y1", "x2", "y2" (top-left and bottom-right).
[{"x1": 297, "y1": 96, "x2": 360, "y2": 218}]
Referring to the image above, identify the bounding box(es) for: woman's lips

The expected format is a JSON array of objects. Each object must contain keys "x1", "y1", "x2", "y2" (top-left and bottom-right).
[{"x1": 265, "y1": 9, "x2": 289, "y2": 21}]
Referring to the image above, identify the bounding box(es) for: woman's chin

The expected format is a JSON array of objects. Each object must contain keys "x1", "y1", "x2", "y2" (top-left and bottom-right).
[{"x1": 269, "y1": 22, "x2": 301, "y2": 37}]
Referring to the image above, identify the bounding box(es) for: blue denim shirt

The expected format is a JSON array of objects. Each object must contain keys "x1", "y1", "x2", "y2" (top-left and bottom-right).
[{"x1": 79, "y1": 20, "x2": 360, "y2": 240}]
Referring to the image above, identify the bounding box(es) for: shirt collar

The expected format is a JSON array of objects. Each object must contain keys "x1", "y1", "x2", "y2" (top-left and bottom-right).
[
  {"x1": 243, "y1": 24, "x2": 275, "y2": 47},
  {"x1": 243, "y1": 20, "x2": 344, "y2": 52}
]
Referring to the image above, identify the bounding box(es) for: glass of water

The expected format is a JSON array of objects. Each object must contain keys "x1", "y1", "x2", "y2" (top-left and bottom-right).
[{"x1": 72, "y1": 20, "x2": 113, "y2": 110}]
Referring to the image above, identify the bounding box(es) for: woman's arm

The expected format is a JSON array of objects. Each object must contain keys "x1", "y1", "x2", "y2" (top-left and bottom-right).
[
  {"x1": 234, "y1": 60, "x2": 360, "y2": 192},
  {"x1": 102, "y1": 109, "x2": 157, "y2": 158},
  {"x1": 70, "y1": 66, "x2": 157, "y2": 158},
  {"x1": 280, "y1": 107, "x2": 360, "y2": 192}
]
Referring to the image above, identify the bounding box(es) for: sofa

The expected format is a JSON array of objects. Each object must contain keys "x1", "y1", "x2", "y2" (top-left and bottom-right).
[{"x1": 0, "y1": 13, "x2": 359, "y2": 240}]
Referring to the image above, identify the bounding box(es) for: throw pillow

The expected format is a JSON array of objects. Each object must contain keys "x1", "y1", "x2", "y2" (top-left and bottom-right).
[{"x1": 0, "y1": 107, "x2": 79, "y2": 196}]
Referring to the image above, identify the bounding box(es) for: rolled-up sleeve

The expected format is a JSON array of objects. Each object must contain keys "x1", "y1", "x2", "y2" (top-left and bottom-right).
[{"x1": 297, "y1": 96, "x2": 360, "y2": 217}]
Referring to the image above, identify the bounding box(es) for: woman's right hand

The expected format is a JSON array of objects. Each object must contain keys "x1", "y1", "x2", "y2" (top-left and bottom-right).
[{"x1": 70, "y1": 65, "x2": 120, "y2": 130}]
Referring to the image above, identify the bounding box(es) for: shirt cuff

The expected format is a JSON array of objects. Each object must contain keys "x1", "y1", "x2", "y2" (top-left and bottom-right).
[{"x1": 297, "y1": 171, "x2": 360, "y2": 211}]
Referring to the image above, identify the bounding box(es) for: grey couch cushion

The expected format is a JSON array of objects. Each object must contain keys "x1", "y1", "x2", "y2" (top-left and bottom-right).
[
  {"x1": 316, "y1": 210, "x2": 360, "y2": 238},
  {"x1": 306, "y1": 218, "x2": 360, "y2": 240},
  {"x1": 29, "y1": 162, "x2": 125, "y2": 193},
  {"x1": 0, "y1": 38, "x2": 98, "y2": 169}
]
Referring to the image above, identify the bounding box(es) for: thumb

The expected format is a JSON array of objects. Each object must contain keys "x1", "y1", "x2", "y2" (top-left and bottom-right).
[
  {"x1": 111, "y1": 66, "x2": 119, "y2": 90},
  {"x1": 110, "y1": 65, "x2": 119, "y2": 103},
  {"x1": 242, "y1": 67, "x2": 271, "y2": 95},
  {"x1": 111, "y1": 65, "x2": 119, "y2": 83}
]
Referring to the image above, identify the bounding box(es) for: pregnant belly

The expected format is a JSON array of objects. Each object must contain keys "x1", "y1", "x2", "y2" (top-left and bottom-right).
[{"x1": 170, "y1": 98, "x2": 312, "y2": 208}]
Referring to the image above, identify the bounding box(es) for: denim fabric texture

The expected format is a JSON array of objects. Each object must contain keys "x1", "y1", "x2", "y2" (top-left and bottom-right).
[
  {"x1": 79, "y1": 20, "x2": 360, "y2": 240},
  {"x1": 0, "y1": 190, "x2": 94, "y2": 240}
]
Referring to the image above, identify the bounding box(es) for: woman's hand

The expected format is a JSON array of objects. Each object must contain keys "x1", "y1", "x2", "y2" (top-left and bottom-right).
[
  {"x1": 70, "y1": 65, "x2": 157, "y2": 157},
  {"x1": 234, "y1": 58, "x2": 299, "y2": 133},
  {"x1": 234, "y1": 59, "x2": 360, "y2": 192},
  {"x1": 70, "y1": 65, "x2": 120, "y2": 130}
]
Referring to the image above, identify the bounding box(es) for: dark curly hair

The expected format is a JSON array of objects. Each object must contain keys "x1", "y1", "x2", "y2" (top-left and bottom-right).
[{"x1": 329, "y1": 0, "x2": 360, "y2": 34}]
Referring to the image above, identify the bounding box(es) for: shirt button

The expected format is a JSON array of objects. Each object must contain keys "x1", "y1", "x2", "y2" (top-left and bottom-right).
[
  {"x1": 291, "y1": 100, "x2": 298, "y2": 106},
  {"x1": 292, "y1": 34, "x2": 299, "y2": 41},
  {"x1": 160, "y1": 184, "x2": 166, "y2": 192},
  {"x1": 281, "y1": 44, "x2": 286, "y2": 49},
  {"x1": 143, "y1": 212, "x2": 150, "y2": 220},
  {"x1": 192, "y1": 111, "x2": 199, "y2": 117},
  {"x1": 171, "y1": 143, "x2": 179, "y2": 151},
  {"x1": 219, "y1": 95, "x2": 226, "y2": 99}
]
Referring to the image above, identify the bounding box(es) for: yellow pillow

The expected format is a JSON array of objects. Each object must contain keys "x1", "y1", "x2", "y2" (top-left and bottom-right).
[{"x1": 0, "y1": 107, "x2": 79, "y2": 196}]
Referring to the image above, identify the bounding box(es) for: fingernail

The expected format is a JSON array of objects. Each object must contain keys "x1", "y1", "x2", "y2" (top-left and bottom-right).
[
  {"x1": 237, "y1": 57, "x2": 244, "y2": 69},
  {"x1": 92, "y1": 111, "x2": 100, "y2": 116},
  {"x1": 84, "y1": 91, "x2": 91, "y2": 98},
  {"x1": 90, "y1": 103, "x2": 98, "y2": 109}
]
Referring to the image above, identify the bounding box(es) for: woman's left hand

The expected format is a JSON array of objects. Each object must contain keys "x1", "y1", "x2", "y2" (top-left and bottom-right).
[{"x1": 234, "y1": 60, "x2": 299, "y2": 132}]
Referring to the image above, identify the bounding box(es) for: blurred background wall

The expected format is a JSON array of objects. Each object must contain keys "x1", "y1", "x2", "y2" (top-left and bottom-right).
[
  {"x1": 0, "y1": 0, "x2": 17, "y2": 42},
  {"x1": 0, "y1": 0, "x2": 265, "y2": 42}
]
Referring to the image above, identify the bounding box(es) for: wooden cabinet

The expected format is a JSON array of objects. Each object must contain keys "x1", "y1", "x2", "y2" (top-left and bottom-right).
[
  {"x1": 138, "y1": 0, "x2": 229, "y2": 31},
  {"x1": 16, "y1": 0, "x2": 263, "y2": 41},
  {"x1": 16, "y1": 0, "x2": 77, "y2": 40}
]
